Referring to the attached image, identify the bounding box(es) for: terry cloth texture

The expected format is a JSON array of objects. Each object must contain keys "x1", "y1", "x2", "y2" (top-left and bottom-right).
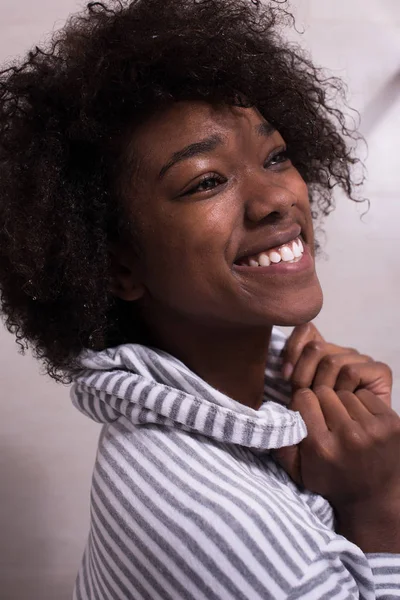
[{"x1": 71, "y1": 327, "x2": 400, "y2": 599}]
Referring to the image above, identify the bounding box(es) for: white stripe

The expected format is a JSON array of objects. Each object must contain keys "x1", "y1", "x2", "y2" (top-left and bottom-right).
[{"x1": 104, "y1": 436, "x2": 266, "y2": 599}]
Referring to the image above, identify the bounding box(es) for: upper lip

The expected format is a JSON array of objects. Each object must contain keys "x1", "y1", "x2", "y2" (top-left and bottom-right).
[{"x1": 234, "y1": 224, "x2": 302, "y2": 263}]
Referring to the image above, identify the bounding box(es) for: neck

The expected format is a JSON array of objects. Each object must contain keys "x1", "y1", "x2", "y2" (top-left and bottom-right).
[{"x1": 141, "y1": 309, "x2": 272, "y2": 410}]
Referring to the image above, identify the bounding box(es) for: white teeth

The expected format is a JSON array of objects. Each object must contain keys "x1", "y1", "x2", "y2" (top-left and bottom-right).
[
  {"x1": 269, "y1": 251, "x2": 282, "y2": 264},
  {"x1": 239, "y1": 236, "x2": 305, "y2": 267},
  {"x1": 292, "y1": 241, "x2": 302, "y2": 258},
  {"x1": 258, "y1": 253, "x2": 271, "y2": 267},
  {"x1": 249, "y1": 258, "x2": 259, "y2": 267},
  {"x1": 280, "y1": 246, "x2": 295, "y2": 262}
]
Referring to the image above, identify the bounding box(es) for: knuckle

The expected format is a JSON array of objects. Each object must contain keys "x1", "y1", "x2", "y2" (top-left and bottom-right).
[
  {"x1": 304, "y1": 340, "x2": 325, "y2": 354},
  {"x1": 364, "y1": 422, "x2": 385, "y2": 443},
  {"x1": 345, "y1": 347, "x2": 359, "y2": 355},
  {"x1": 340, "y1": 364, "x2": 359, "y2": 379},
  {"x1": 320, "y1": 354, "x2": 340, "y2": 368},
  {"x1": 361, "y1": 355, "x2": 373, "y2": 363},
  {"x1": 377, "y1": 362, "x2": 393, "y2": 380},
  {"x1": 344, "y1": 428, "x2": 368, "y2": 450}
]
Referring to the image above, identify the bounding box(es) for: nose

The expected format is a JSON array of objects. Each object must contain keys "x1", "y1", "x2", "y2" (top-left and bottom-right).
[{"x1": 243, "y1": 177, "x2": 297, "y2": 224}]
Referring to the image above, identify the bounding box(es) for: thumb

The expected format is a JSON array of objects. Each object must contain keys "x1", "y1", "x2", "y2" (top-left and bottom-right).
[
  {"x1": 282, "y1": 323, "x2": 323, "y2": 381},
  {"x1": 272, "y1": 445, "x2": 303, "y2": 486}
]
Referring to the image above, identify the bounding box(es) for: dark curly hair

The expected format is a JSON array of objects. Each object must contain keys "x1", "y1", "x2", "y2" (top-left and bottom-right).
[{"x1": 0, "y1": 0, "x2": 363, "y2": 382}]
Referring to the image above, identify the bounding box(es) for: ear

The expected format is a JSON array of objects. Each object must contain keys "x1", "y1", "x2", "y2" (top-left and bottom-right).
[{"x1": 109, "y1": 244, "x2": 145, "y2": 302}]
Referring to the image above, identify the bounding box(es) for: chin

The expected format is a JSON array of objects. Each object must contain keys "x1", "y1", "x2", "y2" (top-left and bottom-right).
[{"x1": 273, "y1": 287, "x2": 324, "y2": 327}]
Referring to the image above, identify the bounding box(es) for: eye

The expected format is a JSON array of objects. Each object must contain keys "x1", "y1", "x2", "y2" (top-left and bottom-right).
[
  {"x1": 265, "y1": 148, "x2": 291, "y2": 169},
  {"x1": 184, "y1": 173, "x2": 226, "y2": 196}
]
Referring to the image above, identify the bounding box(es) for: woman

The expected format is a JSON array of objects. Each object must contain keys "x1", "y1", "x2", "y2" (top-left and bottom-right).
[{"x1": 0, "y1": 0, "x2": 399, "y2": 598}]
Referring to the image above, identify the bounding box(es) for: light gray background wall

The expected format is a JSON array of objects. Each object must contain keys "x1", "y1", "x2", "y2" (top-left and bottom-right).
[{"x1": 0, "y1": 1, "x2": 399, "y2": 598}]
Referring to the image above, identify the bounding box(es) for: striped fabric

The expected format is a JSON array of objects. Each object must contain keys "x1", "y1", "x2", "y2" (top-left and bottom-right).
[{"x1": 71, "y1": 327, "x2": 400, "y2": 599}]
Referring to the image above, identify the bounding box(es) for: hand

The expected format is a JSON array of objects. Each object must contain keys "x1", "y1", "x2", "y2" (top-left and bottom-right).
[
  {"x1": 274, "y1": 386, "x2": 400, "y2": 511},
  {"x1": 282, "y1": 323, "x2": 392, "y2": 406}
]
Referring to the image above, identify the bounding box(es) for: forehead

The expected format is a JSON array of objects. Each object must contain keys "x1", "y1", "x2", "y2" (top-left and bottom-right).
[{"x1": 129, "y1": 101, "x2": 276, "y2": 167}]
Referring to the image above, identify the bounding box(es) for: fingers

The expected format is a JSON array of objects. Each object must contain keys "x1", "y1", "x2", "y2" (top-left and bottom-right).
[
  {"x1": 291, "y1": 388, "x2": 330, "y2": 436},
  {"x1": 335, "y1": 390, "x2": 374, "y2": 422},
  {"x1": 335, "y1": 362, "x2": 392, "y2": 407},
  {"x1": 355, "y1": 388, "x2": 395, "y2": 416},
  {"x1": 311, "y1": 386, "x2": 352, "y2": 430},
  {"x1": 288, "y1": 340, "x2": 325, "y2": 387},
  {"x1": 293, "y1": 387, "x2": 367, "y2": 432},
  {"x1": 282, "y1": 323, "x2": 323, "y2": 380},
  {"x1": 285, "y1": 331, "x2": 392, "y2": 407},
  {"x1": 290, "y1": 341, "x2": 363, "y2": 390},
  {"x1": 312, "y1": 353, "x2": 372, "y2": 390}
]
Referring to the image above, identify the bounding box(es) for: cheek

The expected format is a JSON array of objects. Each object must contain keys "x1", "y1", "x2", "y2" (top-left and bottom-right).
[{"x1": 139, "y1": 201, "x2": 236, "y2": 298}]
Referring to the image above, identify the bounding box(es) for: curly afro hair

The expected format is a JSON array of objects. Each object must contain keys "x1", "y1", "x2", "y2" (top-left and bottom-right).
[{"x1": 0, "y1": 0, "x2": 363, "y2": 382}]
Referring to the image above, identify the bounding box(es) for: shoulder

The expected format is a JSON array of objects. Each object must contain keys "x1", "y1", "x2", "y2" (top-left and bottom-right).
[{"x1": 81, "y1": 422, "x2": 373, "y2": 600}]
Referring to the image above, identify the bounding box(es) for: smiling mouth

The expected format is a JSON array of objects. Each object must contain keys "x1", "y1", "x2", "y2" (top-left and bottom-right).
[{"x1": 235, "y1": 237, "x2": 304, "y2": 268}]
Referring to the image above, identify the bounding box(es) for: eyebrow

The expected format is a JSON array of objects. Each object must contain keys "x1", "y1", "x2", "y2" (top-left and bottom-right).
[
  {"x1": 157, "y1": 122, "x2": 276, "y2": 179},
  {"x1": 158, "y1": 134, "x2": 223, "y2": 179},
  {"x1": 256, "y1": 122, "x2": 276, "y2": 137}
]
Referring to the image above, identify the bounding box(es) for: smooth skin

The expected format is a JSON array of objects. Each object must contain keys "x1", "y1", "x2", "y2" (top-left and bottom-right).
[
  {"x1": 283, "y1": 323, "x2": 392, "y2": 406},
  {"x1": 111, "y1": 100, "x2": 400, "y2": 554},
  {"x1": 112, "y1": 101, "x2": 322, "y2": 409}
]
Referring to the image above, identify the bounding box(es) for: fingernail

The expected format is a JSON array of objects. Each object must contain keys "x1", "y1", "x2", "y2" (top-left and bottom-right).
[{"x1": 282, "y1": 363, "x2": 293, "y2": 381}]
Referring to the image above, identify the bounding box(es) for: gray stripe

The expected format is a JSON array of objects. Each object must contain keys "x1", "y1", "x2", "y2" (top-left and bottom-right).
[
  {"x1": 92, "y1": 521, "x2": 161, "y2": 600},
  {"x1": 153, "y1": 387, "x2": 170, "y2": 413},
  {"x1": 223, "y1": 411, "x2": 235, "y2": 440},
  {"x1": 124, "y1": 377, "x2": 142, "y2": 403},
  {"x1": 148, "y1": 353, "x2": 218, "y2": 403},
  {"x1": 95, "y1": 458, "x2": 223, "y2": 600},
  {"x1": 137, "y1": 407, "x2": 151, "y2": 425},
  {"x1": 120, "y1": 347, "x2": 153, "y2": 378},
  {"x1": 290, "y1": 561, "x2": 358, "y2": 598},
  {"x1": 107, "y1": 373, "x2": 126, "y2": 399},
  {"x1": 203, "y1": 404, "x2": 217, "y2": 436},
  {"x1": 96, "y1": 371, "x2": 117, "y2": 392},
  {"x1": 73, "y1": 326, "x2": 400, "y2": 599},
  {"x1": 152, "y1": 427, "x2": 319, "y2": 566},
  {"x1": 113, "y1": 425, "x2": 298, "y2": 592},
  {"x1": 185, "y1": 434, "x2": 323, "y2": 557},
  {"x1": 87, "y1": 535, "x2": 120, "y2": 600},
  {"x1": 73, "y1": 556, "x2": 85, "y2": 600},
  {"x1": 275, "y1": 422, "x2": 288, "y2": 448},
  {"x1": 93, "y1": 393, "x2": 114, "y2": 423},
  {"x1": 80, "y1": 543, "x2": 96, "y2": 599},
  {"x1": 186, "y1": 399, "x2": 201, "y2": 428},
  {"x1": 241, "y1": 418, "x2": 256, "y2": 446},
  {"x1": 169, "y1": 392, "x2": 184, "y2": 421},
  {"x1": 92, "y1": 476, "x2": 181, "y2": 600},
  {"x1": 100, "y1": 441, "x2": 255, "y2": 600},
  {"x1": 372, "y1": 565, "x2": 400, "y2": 575},
  {"x1": 90, "y1": 513, "x2": 145, "y2": 600},
  {"x1": 85, "y1": 549, "x2": 103, "y2": 600}
]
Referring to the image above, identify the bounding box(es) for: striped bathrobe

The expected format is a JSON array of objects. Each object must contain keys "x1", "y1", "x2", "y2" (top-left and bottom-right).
[{"x1": 71, "y1": 327, "x2": 400, "y2": 599}]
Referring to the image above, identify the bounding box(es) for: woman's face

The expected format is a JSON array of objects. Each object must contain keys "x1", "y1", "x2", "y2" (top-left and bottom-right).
[{"x1": 117, "y1": 101, "x2": 323, "y2": 329}]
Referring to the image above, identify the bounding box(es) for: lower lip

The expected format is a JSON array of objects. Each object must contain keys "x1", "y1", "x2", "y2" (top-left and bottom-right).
[{"x1": 232, "y1": 245, "x2": 314, "y2": 276}]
